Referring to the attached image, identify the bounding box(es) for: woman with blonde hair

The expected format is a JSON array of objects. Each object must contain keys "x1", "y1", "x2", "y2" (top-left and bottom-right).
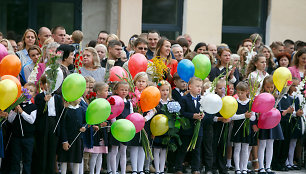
[
  {"x1": 0, "y1": 39, "x2": 15, "y2": 55},
  {"x1": 79, "y1": 47, "x2": 106, "y2": 82},
  {"x1": 258, "y1": 45, "x2": 276, "y2": 74}
]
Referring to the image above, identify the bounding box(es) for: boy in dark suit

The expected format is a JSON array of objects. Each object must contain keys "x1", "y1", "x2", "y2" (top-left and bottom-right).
[
  {"x1": 175, "y1": 77, "x2": 204, "y2": 174},
  {"x1": 172, "y1": 73, "x2": 187, "y2": 103}
]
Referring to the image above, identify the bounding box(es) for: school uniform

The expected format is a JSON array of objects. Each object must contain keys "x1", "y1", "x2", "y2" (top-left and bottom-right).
[
  {"x1": 201, "y1": 112, "x2": 215, "y2": 173},
  {"x1": 58, "y1": 105, "x2": 85, "y2": 163},
  {"x1": 175, "y1": 93, "x2": 203, "y2": 172},
  {"x1": 8, "y1": 101, "x2": 37, "y2": 174},
  {"x1": 152, "y1": 101, "x2": 169, "y2": 148},
  {"x1": 32, "y1": 92, "x2": 63, "y2": 174},
  {"x1": 172, "y1": 87, "x2": 185, "y2": 104}
]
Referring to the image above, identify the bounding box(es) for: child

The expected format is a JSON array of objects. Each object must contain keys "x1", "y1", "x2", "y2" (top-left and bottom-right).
[
  {"x1": 153, "y1": 80, "x2": 172, "y2": 174},
  {"x1": 32, "y1": 74, "x2": 64, "y2": 174},
  {"x1": 175, "y1": 77, "x2": 204, "y2": 174},
  {"x1": 212, "y1": 78, "x2": 231, "y2": 174},
  {"x1": 129, "y1": 72, "x2": 155, "y2": 174},
  {"x1": 8, "y1": 82, "x2": 37, "y2": 174},
  {"x1": 257, "y1": 76, "x2": 283, "y2": 174},
  {"x1": 230, "y1": 82, "x2": 256, "y2": 174},
  {"x1": 273, "y1": 77, "x2": 303, "y2": 170},
  {"x1": 109, "y1": 81, "x2": 132, "y2": 174},
  {"x1": 226, "y1": 82, "x2": 235, "y2": 171},
  {"x1": 58, "y1": 98, "x2": 86, "y2": 174},
  {"x1": 86, "y1": 82, "x2": 109, "y2": 174},
  {"x1": 172, "y1": 73, "x2": 187, "y2": 103}
]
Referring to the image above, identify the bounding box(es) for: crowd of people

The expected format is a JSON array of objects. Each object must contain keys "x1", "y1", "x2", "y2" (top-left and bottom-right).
[{"x1": 0, "y1": 26, "x2": 305, "y2": 174}]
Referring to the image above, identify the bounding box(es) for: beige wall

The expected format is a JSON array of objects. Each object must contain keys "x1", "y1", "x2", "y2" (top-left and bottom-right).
[
  {"x1": 118, "y1": 0, "x2": 142, "y2": 45},
  {"x1": 182, "y1": 0, "x2": 223, "y2": 49},
  {"x1": 266, "y1": 0, "x2": 306, "y2": 44}
]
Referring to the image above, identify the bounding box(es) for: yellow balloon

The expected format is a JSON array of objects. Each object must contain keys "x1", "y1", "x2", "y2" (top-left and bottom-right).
[
  {"x1": 219, "y1": 96, "x2": 238, "y2": 119},
  {"x1": 150, "y1": 114, "x2": 169, "y2": 136},
  {"x1": 273, "y1": 67, "x2": 292, "y2": 92},
  {"x1": 0, "y1": 79, "x2": 18, "y2": 110}
]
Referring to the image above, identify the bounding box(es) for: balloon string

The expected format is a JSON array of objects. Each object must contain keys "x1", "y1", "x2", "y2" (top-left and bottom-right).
[
  {"x1": 5, "y1": 133, "x2": 12, "y2": 151},
  {"x1": 218, "y1": 123, "x2": 225, "y2": 144},
  {"x1": 93, "y1": 126, "x2": 111, "y2": 137},
  {"x1": 234, "y1": 119, "x2": 246, "y2": 137},
  {"x1": 53, "y1": 108, "x2": 65, "y2": 134},
  {"x1": 70, "y1": 124, "x2": 88, "y2": 147}
]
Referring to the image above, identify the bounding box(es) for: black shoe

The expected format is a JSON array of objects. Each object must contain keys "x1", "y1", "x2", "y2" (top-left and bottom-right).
[
  {"x1": 292, "y1": 165, "x2": 301, "y2": 170},
  {"x1": 227, "y1": 166, "x2": 234, "y2": 171},
  {"x1": 265, "y1": 168, "x2": 275, "y2": 174},
  {"x1": 247, "y1": 169, "x2": 255, "y2": 174},
  {"x1": 235, "y1": 170, "x2": 241, "y2": 174},
  {"x1": 258, "y1": 168, "x2": 266, "y2": 174},
  {"x1": 144, "y1": 170, "x2": 150, "y2": 174}
]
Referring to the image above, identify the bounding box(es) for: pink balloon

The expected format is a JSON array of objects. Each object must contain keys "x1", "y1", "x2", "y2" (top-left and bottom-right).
[
  {"x1": 258, "y1": 108, "x2": 281, "y2": 129},
  {"x1": 109, "y1": 66, "x2": 128, "y2": 82},
  {"x1": 126, "y1": 113, "x2": 145, "y2": 133},
  {"x1": 251, "y1": 93, "x2": 275, "y2": 113},
  {"x1": 0, "y1": 44, "x2": 8, "y2": 61},
  {"x1": 107, "y1": 95, "x2": 125, "y2": 120},
  {"x1": 128, "y1": 53, "x2": 148, "y2": 78}
]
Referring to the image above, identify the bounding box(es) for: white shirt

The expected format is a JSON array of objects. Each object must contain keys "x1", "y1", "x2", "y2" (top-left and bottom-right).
[
  {"x1": 45, "y1": 92, "x2": 56, "y2": 117},
  {"x1": 231, "y1": 99, "x2": 256, "y2": 121},
  {"x1": 248, "y1": 70, "x2": 269, "y2": 94},
  {"x1": 8, "y1": 101, "x2": 37, "y2": 124}
]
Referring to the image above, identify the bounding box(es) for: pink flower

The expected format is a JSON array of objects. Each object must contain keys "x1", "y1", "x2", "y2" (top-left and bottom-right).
[
  {"x1": 129, "y1": 87, "x2": 141, "y2": 107},
  {"x1": 287, "y1": 80, "x2": 293, "y2": 86}
]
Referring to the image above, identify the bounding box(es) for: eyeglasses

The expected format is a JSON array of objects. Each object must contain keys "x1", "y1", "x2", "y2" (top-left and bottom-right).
[{"x1": 137, "y1": 47, "x2": 148, "y2": 51}]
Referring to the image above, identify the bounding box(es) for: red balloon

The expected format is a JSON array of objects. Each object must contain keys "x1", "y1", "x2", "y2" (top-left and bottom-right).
[
  {"x1": 126, "y1": 113, "x2": 145, "y2": 133},
  {"x1": 1, "y1": 75, "x2": 22, "y2": 98},
  {"x1": 251, "y1": 93, "x2": 275, "y2": 113},
  {"x1": 128, "y1": 53, "x2": 148, "y2": 78},
  {"x1": 258, "y1": 108, "x2": 281, "y2": 129},
  {"x1": 107, "y1": 95, "x2": 125, "y2": 120},
  {"x1": 109, "y1": 66, "x2": 128, "y2": 82},
  {"x1": 0, "y1": 55, "x2": 22, "y2": 77},
  {"x1": 140, "y1": 86, "x2": 161, "y2": 112}
]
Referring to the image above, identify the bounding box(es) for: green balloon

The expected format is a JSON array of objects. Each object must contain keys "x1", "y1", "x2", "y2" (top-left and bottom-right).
[
  {"x1": 62, "y1": 73, "x2": 86, "y2": 102},
  {"x1": 111, "y1": 119, "x2": 136, "y2": 142},
  {"x1": 86, "y1": 98, "x2": 111, "y2": 125},
  {"x1": 192, "y1": 54, "x2": 211, "y2": 80}
]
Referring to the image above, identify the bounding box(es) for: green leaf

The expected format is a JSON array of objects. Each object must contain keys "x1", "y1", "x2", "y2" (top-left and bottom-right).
[{"x1": 179, "y1": 118, "x2": 191, "y2": 130}]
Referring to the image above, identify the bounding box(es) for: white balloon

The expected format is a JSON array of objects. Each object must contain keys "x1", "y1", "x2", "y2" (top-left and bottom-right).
[
  {"x1": 200, "y1": 93, "x2": 223, "y2": 114},
  {"x1": 44, "y1": 67, "x2": 64, "y2": 93}
]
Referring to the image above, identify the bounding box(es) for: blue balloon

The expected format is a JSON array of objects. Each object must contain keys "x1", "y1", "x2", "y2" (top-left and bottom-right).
[{"x1": 177, "y1": 59, "x2": 195, "y2": 82}]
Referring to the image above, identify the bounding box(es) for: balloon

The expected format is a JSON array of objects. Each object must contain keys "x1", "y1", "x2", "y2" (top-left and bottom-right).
[
  {"x1": 86, "y1": 98, "x2": 111, "y2": 125},
  {"x1": 1, "y1": 75, "x2": 21, "y2": 98},
  {"x1": 150, "y1": 114, "x2": 169, "y2": 136},
  {"x1": 192, "y1": 54, "x2": 211, "y2": 80},
  {"x1": 111, "y1": 119, "x2": 136, "y2": 142},
  {"x1": 258, "y1": 108, "x2": 281, "y2": 129},
  {"x1": 107, "y1": 95, "x2": 125, "y2": 120},
  {"x1": 273, "y1": 67, "x2": 292, "y2": 92},
  {"x1": 177, "y1": 59, "x2": 195, "y2": 82},
  {"x1": 251, "y1": 93, "x2": 275, "y2": 113},
  {"x1": 128, "y1": 53, "x2": 148, "y2": 78},
  {"x1": 0, "y1": 79, "x2": 18, "y2": 110},
  {"x1": 200, "y1": 93, "x2": 223, "y2": 114},
  {"x1": 45, "y1": 67, "x2": 64, "y2": 93},
  {"x1": 140, "y1": 86, "x2": 161, "y2": 112},
  {"x1": 109, "y1": 66, "x2": 128, "y2": 82},
  {"x1": 0, "y1": 44, "x2": 8, "y2": 61},
  {"x1": 0, "y1": 55, "x2": 21, "y2": 77},
  {"x1": 126, "y1": 113, "x2": 145, "y2": 133},
  {"x1": 219, "y1": 96, "x2": 238, "y2": 119},
  {"x1": 62, "y1": 73, "x2": 86, "y2": 102}
]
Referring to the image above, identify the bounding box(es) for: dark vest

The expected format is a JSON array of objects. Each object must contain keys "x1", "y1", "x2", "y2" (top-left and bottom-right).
[{"x1": 117, "y1": 101, "x2": 131, "y2": 120}]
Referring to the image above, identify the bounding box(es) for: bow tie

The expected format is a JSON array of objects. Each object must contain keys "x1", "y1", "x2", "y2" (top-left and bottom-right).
[
  {"x1": 180, "y1": 89, "x2": 186, "y2": 93},
  {"x1": 192, "y1": 96, "x2": 199, "y2": 101}
]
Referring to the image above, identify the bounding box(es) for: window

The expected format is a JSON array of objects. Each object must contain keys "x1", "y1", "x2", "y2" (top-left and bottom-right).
[
  {"x1": 222, "y1": 0, "x2": 268, "y2": 52},
  {"x1": 142, "y1": 0, "x2": 183, "y2": 40}
]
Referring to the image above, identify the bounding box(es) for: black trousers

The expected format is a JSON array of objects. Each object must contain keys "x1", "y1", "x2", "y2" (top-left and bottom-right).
[
  {"x1": 212, "y1": 123, "x2": 228, "y2": 174},
  {"x1": 202, "y1": 127, "x2": 214, "y2": 172},
  {"x1": 272, "y1": 121, "x2": 290, "y2": 168},
  {"x1": 175, "y1": 135, "x2": 203, "y2": 172}
]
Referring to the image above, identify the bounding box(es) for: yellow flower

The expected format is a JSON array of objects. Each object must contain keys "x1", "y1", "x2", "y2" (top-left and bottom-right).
[{"x1": 148, "y1": 56, "x2": 168, "y2": 82}]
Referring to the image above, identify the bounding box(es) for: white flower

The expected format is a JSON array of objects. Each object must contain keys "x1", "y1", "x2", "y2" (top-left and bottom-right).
[
  {"x1": 107, "y1": 59, "x2": 115, "y2": 66},
  {"x1": 27, "y1": 66, "x2": 39, "y2": 83}
]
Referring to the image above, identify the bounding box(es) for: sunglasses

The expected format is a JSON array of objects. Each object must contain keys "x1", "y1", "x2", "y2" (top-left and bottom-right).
[{"x1": 137, "y1": 47, "x2": 148, "y2": 51}]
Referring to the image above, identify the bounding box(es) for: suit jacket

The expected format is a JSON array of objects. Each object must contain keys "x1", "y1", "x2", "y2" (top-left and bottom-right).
[
  {"x1": 172, "y1": 89, "x2": 183, "y2": 103},
  {"x1": 179, "y1": 93, "x2": 204, "y2": 136},
  {"x1": 34, "y1": 92, "x2": 64, "y2": 136}
]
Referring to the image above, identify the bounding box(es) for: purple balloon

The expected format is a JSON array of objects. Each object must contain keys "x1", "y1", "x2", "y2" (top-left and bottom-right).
[
  {"x1": 258, "y1": 108, "x2": 281, "y2": 129},
  {"x1": 126, "y1": 113, "x2": 145, "y2": 133},
  {"x1": 251, "y1": 93, "x2": 275, "y2": 113},
  {"x1": 0, "y1": 44, "x2": 8, "y2": 62}
]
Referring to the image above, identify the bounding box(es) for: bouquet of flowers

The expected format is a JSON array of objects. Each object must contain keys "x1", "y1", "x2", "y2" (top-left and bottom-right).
[
  {"x1": 74, "y1": 51, "x2": 83, "y2": 74},
  {"x1": 86, "y1": 92, "x2": 97, "y2": 103},
  {"x1": 5, "y1": 88, "x2": 32, "y2": 114},
  {"x1": 289, "y1": 78, "x2": 306, "y2": 122},
  {"x1": 104, "y1": 59, "x2": 115, "y2": 83},
  {"x1": 161, "y1": 101, "x2": 190, "y2": 152},
  {"x1": 28, "y1": 55, "x2": 42, "y2": 84},
  {"x1": 147, "y1": 56, "x2": 168, "y2": 83}
]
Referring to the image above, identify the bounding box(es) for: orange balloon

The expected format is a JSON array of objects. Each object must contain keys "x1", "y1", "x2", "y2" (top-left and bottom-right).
[
  {"x1": 0, "y1": 55, "x2": 22, "y2": 77},
  {"x1": 140, "y1": 86, "x2": 161, "y2": 112},
  {"x1": 1, "y1": 75, "x2": 22, "y2": 98}
]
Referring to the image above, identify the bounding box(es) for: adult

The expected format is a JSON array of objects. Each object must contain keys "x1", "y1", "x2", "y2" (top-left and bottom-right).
[
  {"x1": 97, "y1": 30, "x2": 109, "y2": 45},
  {"x1": 101, "y1": 40, "x2": 124, "y2": 68},
  {"x1": 123, "y1": 34, "x2": 138, "y2": 59},
  {"x1": 153, "y1": 38, "x2": 178, "y2": 83},
  {"x1": 250, "y1": 33, "x2": 263, "y2": 52},
  {"x1": 16, "y1": 29, "x2": 38, "y2": 83},
  {"x1": 9, "y1": 39, "x2": 18, "y2": 52},
  {"x1": 64, "y1": 34, "x2": 72, "y2": 44},
  {"x1": 171, "y1": 44, "x2": 184, "y2": 62},
  {"x1": 270, "y1": 41, "x2": 284, "y2": 62},
  {"x1": 0, "y1": 32, "x2": 3, "y2": 40},
  {"x1": 79, "y1": 47, "x2": 105, "y2": 82},
  {"x1": 24, "y1": 45, "x2": 41, "y2": 82},
  {"x1": 207, "y1": 44, "x2": 218, "y2": 64},
  {"x1": 288, "y1": 48, "x2": 306, "y2": 81},
  {"x1": 194, "y1": 42, "x2": 207, "y2": 54},
  {"x1": 51, "y1": 26, "x2": 66, "y2": 44},
  {"x1": 37, "y1": 27, "x2": 52, "y2": 47},
  {"x1": 237, "y1": 47, "x2": 249, "y2": 80},
  {"x1": 183, "y1": 33, "x2": 193, "y2": 48},
  {"x1": 95, "y1": 44, "x2": 107, "y2": 62},
  {"x1": 105, "y1": 34, "x2": 119, "y2": 47},
  {"x1": 242, "y1": 39, "x2": 253, "y2": 52},
  {"x1": 0, "y1": 39, "x2": 15, "y2": 54},
  {"x1": 276, "y1": 52, "x2": 291, "y2": 68},
  {"x1": 146, "y1": 30, "x2": 160, "y2": 60},
  {"x1": 258, "y1": 45, "x2": 276, "y2": 74},
  {"x1": 133, "y1": 38, "x2": 148, "y2": 56},
  {"x1": 209, "y1": 48, "x2": 239, "y2": 86},
  {"x1": 177, "y1": 38, "x2": 189, "y2": 57},
  {"x1": 283, "y1": 39, "x2": 295, "y2": 55}
]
